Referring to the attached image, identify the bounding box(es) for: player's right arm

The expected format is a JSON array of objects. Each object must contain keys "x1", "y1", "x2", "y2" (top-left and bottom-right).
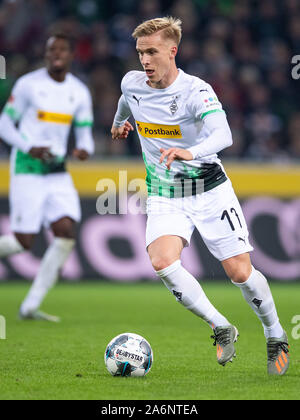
[
  {"x1": 0, "y1": 78, "x2": 51, "y2": 160},
  {"x1": 111, "y1": 94, "x2": 134, "y2": 139}
]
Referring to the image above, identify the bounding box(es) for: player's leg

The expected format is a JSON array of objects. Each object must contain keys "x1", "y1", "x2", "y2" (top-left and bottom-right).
[
  {"x1": 20, "y1": 173, "x2": 80, "y2": 321},
  {"x1": 146, "y1": 195, "x2": 237, "y2": 366},
  {"x1": 19, "y1": 217, "x2": 75, "y2": 321},
  {"x1": 222, "y1": 253, "x2": 289, "y2": 375},
  {"x1": 191, "y1": 180, "x2": 256, "y2": 366},
  {"x1": 148, "y1": 234, "x2": 231, "y2": 332},
  {"x1": 222, "y1": 253, "x2": 283, "y2": 339},
  {"x1": 0, "y1": 233, "x2": 30, "y2": 257},
  {"x1": 0, "y1": 175, "x2": 44, "y2": 259},
  {"x1": 196, "y1": 179, "x2": 288, "y2": 374},
  {"x1": 14, "y1": 233, "x2": 35, "y2": 250}
]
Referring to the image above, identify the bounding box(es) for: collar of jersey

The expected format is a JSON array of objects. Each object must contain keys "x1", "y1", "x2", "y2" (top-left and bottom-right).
[
  {"x1": 44, "y1": 67, "x2": 70, "y2": 85},
  {"x1": 144, "y1": 68, "x2": 183, "y2": 92}
]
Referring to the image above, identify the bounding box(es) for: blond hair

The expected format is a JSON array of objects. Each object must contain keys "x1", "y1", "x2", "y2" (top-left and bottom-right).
[{"x1": 132, "y1": 16, "x2": 182, "y2": 46}]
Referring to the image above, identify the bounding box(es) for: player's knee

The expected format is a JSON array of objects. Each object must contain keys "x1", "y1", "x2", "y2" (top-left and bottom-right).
[
  {"x1": 54, "y1": 230, "x2": 75, "y2": 239},
  {"x1": 229, "y1": 266, "x2": 251, "y2": 283},
  {"x1": 222, "y1": 254, "x2": 252, "y2": 284},
  {"x1": 51, "y1": 218, "x2": 75, "y2": 239},
  {"x1": 149, "y1": 254, "x2": 178, "y2": 272}
]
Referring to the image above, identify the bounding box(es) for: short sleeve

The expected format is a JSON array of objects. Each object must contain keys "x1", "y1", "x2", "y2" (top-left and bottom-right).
[
  {"x1": 189, "y1": 83, "x2": 224, "y2": 121},
  {"x1": 120, "y1": 74, "x2": 130, "y2": 97},
  {"x1": 120, "y1": 71, "x2": 139, "y2": 96},
  {"x1": 3, "y1": 77, "x2": 29, "y2": 122},
  {"x1": 73, "y1": 87, "x2": 93, "y2": 128}
]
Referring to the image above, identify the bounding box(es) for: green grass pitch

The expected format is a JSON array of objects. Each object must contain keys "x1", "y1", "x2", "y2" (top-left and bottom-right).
[{"x1": 0, "y1": 281, "x2": 299, "y2": 400}]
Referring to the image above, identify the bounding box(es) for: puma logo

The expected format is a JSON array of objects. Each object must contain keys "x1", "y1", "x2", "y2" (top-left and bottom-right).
[{"x1": 133, "y1": 95, "x2": 142, "y2": 106}]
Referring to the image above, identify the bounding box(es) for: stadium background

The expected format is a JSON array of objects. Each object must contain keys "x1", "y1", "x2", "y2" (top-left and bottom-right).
[{"x1": 0, "y1": 0, "x2": 299, "y2": 282}]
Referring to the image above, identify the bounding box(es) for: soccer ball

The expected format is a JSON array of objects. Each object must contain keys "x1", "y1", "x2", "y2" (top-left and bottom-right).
[{"x1": 104, "y1": 332, "x2": 153, "y2": 377}]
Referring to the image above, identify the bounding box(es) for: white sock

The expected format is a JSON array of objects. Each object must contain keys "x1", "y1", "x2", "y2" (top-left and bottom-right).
[
  {"x1": 0, "y1": 234, "x2": 24, "y2": 257},
  {"x1": 232, "y1": 266, "x2": 284, "y2": 339},
  {"x1": 20, "y1": 238, "x2": 75, "y2": 314},
  {"x1": 156, "y1": 260, "x2": 230, "y2": 329}
]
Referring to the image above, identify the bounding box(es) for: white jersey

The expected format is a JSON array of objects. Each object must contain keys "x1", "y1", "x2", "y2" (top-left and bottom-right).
[
  {"x1": 115, "y1": 69, "x2": 228, "y2": 197},
  {"x1": 2, "y1": 68, "x2": 94, "y2": 175}
]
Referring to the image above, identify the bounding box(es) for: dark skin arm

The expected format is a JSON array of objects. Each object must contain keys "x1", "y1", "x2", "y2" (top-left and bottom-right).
[
  {"x1": 28, "y1": 147, "x2": 89, "y2": 161},
  {"x1": 72, "y1": 149, "x2": 89, "y2": 161},
  {"x1": 28, "y1": 147, "x2": 53, "y2": 161}
]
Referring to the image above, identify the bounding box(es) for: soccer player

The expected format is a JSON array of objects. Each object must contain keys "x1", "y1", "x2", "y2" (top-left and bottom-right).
[
  {"x1": 0, "y1": 34, "x2": 94, "y2": 321},
  {"x1": 111, "y1": 17, "x2": 289, "y2": 375}
]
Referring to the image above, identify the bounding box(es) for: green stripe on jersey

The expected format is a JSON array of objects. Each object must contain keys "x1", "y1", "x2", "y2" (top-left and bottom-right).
[
  {"x1": 73, "y1": 120, "x2": 93, "y2": 127},
  {"x1": 142, "y1": 153, "x2": 227, "y2": 198},
  {"x1": 200, "y1": 109, "x2": 224, "y2": 119},
  {"x1": 4, "y1": 105, "x2": 21, "y2": 122},
  {"x1": 14, "y1": 150, "x2": 66, "y2": 175}
]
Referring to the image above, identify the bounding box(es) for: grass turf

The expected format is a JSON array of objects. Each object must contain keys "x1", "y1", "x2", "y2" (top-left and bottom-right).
[{"x1": 0, "y1": 281, "x2": 299, "y2": 400}]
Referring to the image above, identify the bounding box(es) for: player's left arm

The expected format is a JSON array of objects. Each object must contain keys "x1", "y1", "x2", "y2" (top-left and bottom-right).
[
  {"x1": 186, "y1": 111, "x2": 233, "y2": 159},
  {"x1": 159, "y1": 147, "x2": 194, "y2": 170},
  {"x1": 160, "y1": 85, "x2": 233, "y2": 169},
  {"x1": 186, "y1": 84, "x2": 232, "y2": 159},
  {"x1": 73, "y1": 87, "x2": 94, "y2": 160}
]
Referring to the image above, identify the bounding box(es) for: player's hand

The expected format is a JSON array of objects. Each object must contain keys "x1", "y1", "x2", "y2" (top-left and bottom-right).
[
  {"x1": 72, "y1": 149, "x2": 89, "y2": 161},
  {"x1": 159, "y1": 147, "x2": 193, "y2": 170},
  {"x1": 28, "y1": 147, "x2": 53, "y2": 161},
  {"x1": 111, "y1": 121, "x2": 134, "y2": 139}
]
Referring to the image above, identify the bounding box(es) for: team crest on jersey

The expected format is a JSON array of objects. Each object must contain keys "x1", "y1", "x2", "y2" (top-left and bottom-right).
[{"x1": 170, "y1": 96, "x2": 179, "y2": 115}]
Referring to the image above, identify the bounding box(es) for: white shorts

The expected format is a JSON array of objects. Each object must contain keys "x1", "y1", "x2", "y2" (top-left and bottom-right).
[
  {"x1": 9, "y1": 173, "x2": 81, "y2": 234},
  {"x1": 146, "y1": 180, "x2": 253, "y2": 261}
]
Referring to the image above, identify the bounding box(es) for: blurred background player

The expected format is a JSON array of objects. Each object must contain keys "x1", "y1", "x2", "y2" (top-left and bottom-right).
[
  {"x1": 0, "y1": 33, "x2": 94, "y2": 321},
  {"x1": 111, "y1": 17, "x2": 289, "y2": 375}
]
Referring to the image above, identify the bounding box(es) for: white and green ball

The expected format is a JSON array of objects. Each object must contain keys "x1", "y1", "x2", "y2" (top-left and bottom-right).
[{"x1": 104, "y1": 332, "x2": 153, "y2": 377}]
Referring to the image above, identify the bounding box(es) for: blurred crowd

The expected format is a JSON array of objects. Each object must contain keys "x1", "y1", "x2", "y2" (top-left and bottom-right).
[{"x1": 0, "y1": 0, "x2": 299, "y2": 161}]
